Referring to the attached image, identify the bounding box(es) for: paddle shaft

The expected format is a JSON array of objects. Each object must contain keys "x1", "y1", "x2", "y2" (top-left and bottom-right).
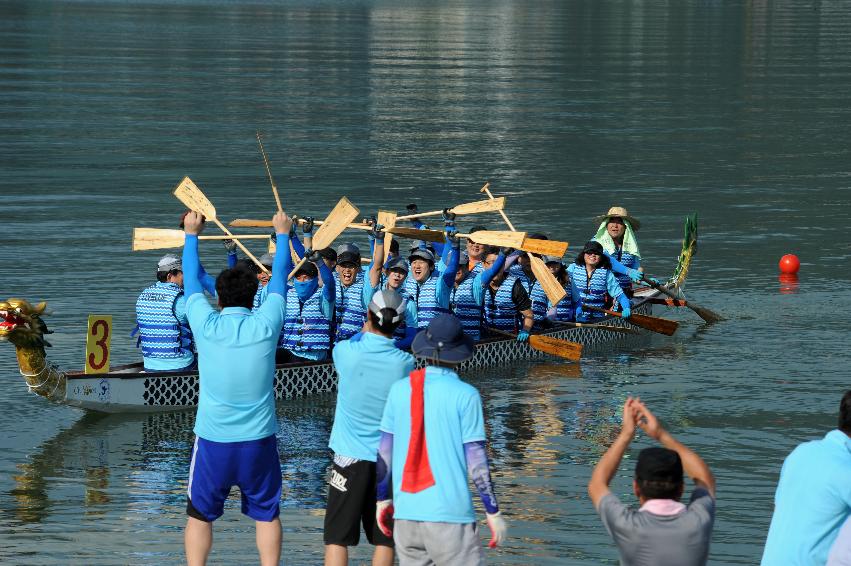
[
  {"x1": 481, "y1": 183, "x2": 516, "y2": 231},
  {"x1": 212, "y1": 218, "x2": 270, "y2": 274},
  {"x1": 256, "y1": 132, "x2": 283, "y2": 212},
  {"x1": 487, "y1": 327, "x2": 582, "y2": 361},
  {"x1": 583, "y1": 305, "x2": 678, "y2": 336},
  {"x1": 641, "y1": 276, "x2": 723, "y2": 323}
]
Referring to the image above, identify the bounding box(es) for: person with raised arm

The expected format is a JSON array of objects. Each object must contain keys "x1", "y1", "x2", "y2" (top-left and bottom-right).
[
  {"x1": 181, "y1": 210, "x2": 293, "y2": 566},
  {"x1": 588, "y1": 398, "x2": 716, "y2": 566}
]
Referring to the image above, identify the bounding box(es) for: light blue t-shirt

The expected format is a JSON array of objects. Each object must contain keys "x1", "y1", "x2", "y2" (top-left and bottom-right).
[
  {"x1": 329, "y1": 332, "x2": 416, "y2": 461},
  {"x1": 186, "y1": 293, "x2": 286, "y2": 443},
  {"x1": 380, "y1": 366, "x2": 486, "y2": 523},
  {"x1": 761, "y1": 430, "x2": 851, "y2": 565}
]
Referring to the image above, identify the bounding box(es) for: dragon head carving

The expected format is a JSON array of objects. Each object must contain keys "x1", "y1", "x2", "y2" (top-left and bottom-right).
[{"x1": 0, "y1": 298, "x2": 52, "y2": 351}]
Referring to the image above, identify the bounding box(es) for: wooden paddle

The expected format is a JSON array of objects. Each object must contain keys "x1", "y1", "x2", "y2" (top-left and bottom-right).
[
  {"x1": 488, "y1": 327, "x2": 582, "y2": 362},
  {"x1": 389, "y1": 227, "x2": 527, "y2": 248},
  {"x1": 477, "y1": 184, "x2": 567, "y2": 306},
  {"x1": 230, "y1": 218, "x2": 371, "y2": 229},
  {"x1": 133, "y1": 228, "x2": 270, "y2": 251},
  {"x1": 173, "y1": 177, "x2": 270, "y2": 274},
  {"x1": 583, "y1": 305, "x2": 678, "y2": 336},
  {"x1": 256, "y1": 132, "x2": 283, "y2": 212},
  {"x1": 640, "y1": 275, "x2": 723, "y2": 323},
  {"x1": 288, "y1": 197, "x2": 360, "y2": 278},
  {"x1": 395, "y1": 197, "x2": 505, "y2": 221},
  {"x1": 377, "y1": 210, "x2": 397, "y2": 260}
]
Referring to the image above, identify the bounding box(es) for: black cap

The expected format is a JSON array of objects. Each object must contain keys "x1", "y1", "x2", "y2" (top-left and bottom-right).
[
  {"x1": 317, "y1": 247, "x2": 337, "y2": 262},
  {"x1": 294, "y1": 261, "x2": 318, "y2": 278},
  {"x1": 336, "y1": 243, "x2": 361, "y2": 267},
  {"x1": 635, "y1": 447, "x2": 683, "y2": 484},
  {"x1": 582, "y1": 240, "x2": 605, "y2": 256}
]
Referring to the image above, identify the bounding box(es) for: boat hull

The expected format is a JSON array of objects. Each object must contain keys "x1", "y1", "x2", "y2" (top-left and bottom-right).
[{"x1": 62, "y1": 295, "x2": 656, "y2": 413}]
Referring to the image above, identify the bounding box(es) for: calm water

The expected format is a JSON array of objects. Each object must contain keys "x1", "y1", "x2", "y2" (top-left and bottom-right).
[{"x1": 1, "y1": 0, "x2": 850, "y2": 564}]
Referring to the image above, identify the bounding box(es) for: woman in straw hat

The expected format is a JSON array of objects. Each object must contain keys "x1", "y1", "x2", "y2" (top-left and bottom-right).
[{"x1": 592, "y1": 206, "x2": 645, "y2": 297}]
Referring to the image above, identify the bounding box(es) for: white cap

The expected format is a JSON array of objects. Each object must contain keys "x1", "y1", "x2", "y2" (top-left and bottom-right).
[{"x1": 157, "y1": 254, "x2": 182, "y2": 272}]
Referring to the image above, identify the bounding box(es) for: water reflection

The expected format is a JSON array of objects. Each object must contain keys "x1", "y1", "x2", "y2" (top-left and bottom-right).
[{"x1": 778, "y1": 273, "x2": 800, "y2": 294}]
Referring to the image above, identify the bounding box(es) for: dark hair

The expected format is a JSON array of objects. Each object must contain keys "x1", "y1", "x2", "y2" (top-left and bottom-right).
[
  {"x1": 215, "y1": 268, "x2": 259, "y2": 308},
  {"x1": 156, "y1": 268, "x2": 181, "y2": 283},
  {"x1": 550, "y1": 262, "x2": 568, "y2": 285},
  {"x1": 469, "y1": 225, "x2": 488, "y2": 233},
  {"x1": 637, "y1": 479, "x2": 682, "y2": 500},
  {"x1": 574, "y1": 250, "x2": 612, "y2": 270},
  {"x1": 840, "y1": 390, "x2": 851, "y2": 434},
  {"x1": 368, "y1": 309, "x2": 403, "y2": 337},
  {"x1": 318, "y1": 247, "x2": 337, "y2": 262},
  {"x1": 390, "y1": 239, "x2": 399, "y2": 254},
  {"x1": 234, "y1": 258, "x2": 261, "y2": 275}
]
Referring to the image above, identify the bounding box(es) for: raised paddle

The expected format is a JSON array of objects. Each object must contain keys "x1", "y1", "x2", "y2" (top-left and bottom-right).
[
  {"x1": 173, "y1": 177, "x2": 269, "y2": 274},
  {"x1": 231, "y1": 218, "x2": 372, "y2": 230},
  {"x1": 487, "y1": 328, "x2": 582, "y2": 362},
  {"x1": 478, "y1": 184, "x2": 567, "y2": 306},
  {"x1": 478, "y1": 182, "x2": 569, "y2": 258},
  {"x1": 377, "y1": 210, "x2": 397, "y2": 260},
  {"x1": 288, "y1": 197, "x2": 360, "y2": 278},
  {"x1": 388, "y1": 227, "x2": 527, "y2": 248},
  {"x1": 395, "y1": 197, "x2": 506, "y2": 221},
  {"x1": 583, "y1": 305, "x2": 679, "y2": 336},
  {"x1": 132, "y1": 228, "x2": 270, "y2": 251},
  {"x1": 256, "y1": 131, "x2": 283, "y2": 212},
  {"x1": 640, "y1": 275, "x2": 723, "y2": 323}
]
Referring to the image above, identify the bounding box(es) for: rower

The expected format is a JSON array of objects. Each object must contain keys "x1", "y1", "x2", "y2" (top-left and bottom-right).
[
  {"x1": 278, "y1": 256, "x2": 335, "y2": 364},
  {"x1": 404, "y1": 219, "x2": 461, "y2": 330},
  {"x1": 544, "y1": 256, "x2": 574, "y2": 323},
  {"x1": 567, "y1": 241, "x2": 631, "y2": 323},
  {"x1": 134, "y1": 254, "x2": 196, "y2": 373},
  {"x1": 592, "y1": 206, "x2": 644, "y2": 297},
  {"x1": 449, "y1": 249, "x2": 506, "y2": 341},
  {"x1": 482, "y1": 248, "x2": 534, "y2": 341},
  {"x1": 334, "y1": 224, "x2": 385, "y2": 343},
  {"x1": 378, "y1": 257, "x2": 418, "y2": 349},
  {"x1": 250, "y1": 253, "x2": 275, "y2": 311},
  {"x1": 512, "y1": 233, "x2": 552, "y2": 329}
]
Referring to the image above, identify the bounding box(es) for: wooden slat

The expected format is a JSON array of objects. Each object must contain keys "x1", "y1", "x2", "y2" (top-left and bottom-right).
[{"x1": 521, "y1": 238, "x2": 569, "y2": 257}]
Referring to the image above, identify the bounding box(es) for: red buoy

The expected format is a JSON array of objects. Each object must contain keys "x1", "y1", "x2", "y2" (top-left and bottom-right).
[{"x1": 779, "y1": 254, "x2": 800, "y2": 274}]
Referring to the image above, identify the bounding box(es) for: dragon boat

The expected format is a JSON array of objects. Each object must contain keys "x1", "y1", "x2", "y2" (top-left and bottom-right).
[{"x1": 1, "y1": 217, "x2": 698, "y2": 414}]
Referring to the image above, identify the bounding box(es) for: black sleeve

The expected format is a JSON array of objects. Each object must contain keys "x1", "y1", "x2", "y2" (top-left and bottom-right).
[{"x1": 512, "y1": 279, "x2": 532, "y2": 311}]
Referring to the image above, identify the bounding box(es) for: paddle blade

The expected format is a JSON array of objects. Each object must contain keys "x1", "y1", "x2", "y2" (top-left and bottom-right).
[
  {"x1": 451, "y1": 196, "x2": 505, "y2": 216},
  {"x1": 690, "y1": 305, "x2": 724, "y2": 324},
  {"x1": 465, "y1": 230, "x2": 525, "y2": 248},
  {"x1": 529, "y1": 255, "x2": 567, "y2": 305},
  {"x1": 311, "y1": 197, "x2": 360, "y2": 251},
  {"x1": 173, "y1": 177, "x2": 216, "y2": 219},
  {"x1": 626, "y1": 312, "x2": 679, "y2": 336},
  {"x1": 387, "y1": 226, "x2": 447, "y2": 243},
  {"x1": 529, "y1": 335, "x2": 582, "y2": 362},
  {"x1": 521, "y1": 238, "x2": 569, "y2": 258},
  {"x1": 132, "y1": 228, "x2": 185, "y2": 251},
  {"x1": 231, "y1": 218, "x2": 272, "y2": 227},
  {"x1": 378, "y1": 210, "x2": 397, "y2": 259}
]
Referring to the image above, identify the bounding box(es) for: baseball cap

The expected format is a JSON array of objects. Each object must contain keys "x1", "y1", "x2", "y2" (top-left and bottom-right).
[
  {"x1": 157, "y1": 254, "x2": 182, "y2": 272},
  {"x1": 408, "y1": 248, "x2": 435, "y2": 264},
  {"x1": 386, "y1": 256, "x2": 410, "y2": 274},
  {"x1": 368, "y1": 289, "x2": 407, "y2": 326},
  {"x1": 336, "y1": 243, "x2": 361, "y2": 266}
]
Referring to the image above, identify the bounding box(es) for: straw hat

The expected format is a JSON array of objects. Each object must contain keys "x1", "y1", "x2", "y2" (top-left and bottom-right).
[{"x1": 595, "y1": 206, "x2": 641, "y2": 230}]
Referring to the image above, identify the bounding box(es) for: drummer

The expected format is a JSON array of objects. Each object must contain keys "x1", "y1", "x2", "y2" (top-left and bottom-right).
[{"x1": 592, "y1": 206, "x2": 645, "y2": 297}]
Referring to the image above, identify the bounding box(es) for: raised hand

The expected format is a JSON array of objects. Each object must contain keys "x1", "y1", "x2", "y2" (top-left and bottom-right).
[
  {"x1": 272, "y1": 211, "x2": 292, "y2": 235},
  {"x1": 633, "y1": 399, "x2": 663, "y2": 440},
  {"x1": 183, "y1": 211, "x2": 205, "y2": 235}
]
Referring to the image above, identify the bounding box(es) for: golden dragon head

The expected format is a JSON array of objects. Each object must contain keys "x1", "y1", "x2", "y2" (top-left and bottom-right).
[{"x1": 0, "y1": 298, "x2": 52, "y2": 350}]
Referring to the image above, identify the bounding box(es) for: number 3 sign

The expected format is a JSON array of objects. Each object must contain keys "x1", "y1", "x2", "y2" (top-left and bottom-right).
[{"x1": 85, "y1": 315, "x2": 112, "y2": 374}]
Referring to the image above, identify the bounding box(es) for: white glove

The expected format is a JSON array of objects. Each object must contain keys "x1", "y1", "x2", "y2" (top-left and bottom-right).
[
  {"x1": 486, "y1": 511, "x2": 507, "y2": 548},
  {"x1": 376, "y1": 499, "x2": 394, "y2": 537}
]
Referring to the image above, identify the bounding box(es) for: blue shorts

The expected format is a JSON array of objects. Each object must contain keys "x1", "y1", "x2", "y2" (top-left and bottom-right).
[{"x1": 187, "y1": 434, "x2": 282, "y2": 522}]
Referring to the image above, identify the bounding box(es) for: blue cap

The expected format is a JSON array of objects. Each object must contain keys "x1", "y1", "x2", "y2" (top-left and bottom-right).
[{"x1": 411, "y1": 314, "x2": 474, "y2": 363}]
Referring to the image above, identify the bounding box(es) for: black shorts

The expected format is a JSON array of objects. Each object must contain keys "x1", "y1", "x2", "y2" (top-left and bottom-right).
[{"x1": 323, "y1": 460, "x2": 394, "y2": 548}]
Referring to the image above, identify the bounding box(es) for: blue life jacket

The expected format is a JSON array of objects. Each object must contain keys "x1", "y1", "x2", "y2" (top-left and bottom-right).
[
  {"x1": 382, "y1": 281, "x2": 412, "y2": 340},
  {"x1": 281, "y1": 285, "x2": 331, "y2": 356},
  {"x1": 550, "y1": 286, "x2": 574, "y2": 322},
  {"x1": 612, "y1": 247, "x2": 639, "y2": 291},
  {"x1": 406, "y1": 272, "x2": 448, "y2": 329},
  {"x1": 484, "y1": 275, "x2": 520, "y2": 332},
  {"x1": 517, "y1": 272, "x2": 549, "y2": 329},
  {"x1": 450, "y1": 270, "x2": 484, "y2": 341},
  {"x1": 251, "y1": 284, "x2": 265, "y2": 311},
  {"x1": 134, "y1": 282, "x2": 193, "y2": 360},
  {"x1": 570, "y1": 264, "x2": 610, "y2": 320},
  {"x1": 335, "y1": 271, "x2": 366, "y2": 342}
]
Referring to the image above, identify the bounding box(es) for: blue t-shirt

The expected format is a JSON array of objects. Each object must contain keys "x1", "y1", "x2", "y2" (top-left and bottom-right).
[
  {"x1": 329, "y1": 332, "x2": 416, "y2": 461},
  {"x1": 380, "y1": 366, "x2": 486, "y2": 523},
  {"x1": 761, "y1": 429, "x2": 851, "y2": 565},
  {"x1": 186, "y1": 293, "x2": 286, "y2": 442}
]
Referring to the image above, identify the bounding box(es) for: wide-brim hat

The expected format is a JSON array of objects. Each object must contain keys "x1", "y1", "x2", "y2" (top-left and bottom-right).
[
  {"x1": 411, "y1": 314, "x2": 474, "y2": 363},
  {"x1": 595, "y1": 206, "x2": 640, "y2": 230}
]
